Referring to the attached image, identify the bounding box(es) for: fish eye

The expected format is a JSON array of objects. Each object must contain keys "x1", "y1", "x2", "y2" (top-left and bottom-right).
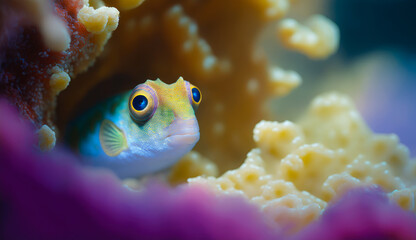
[
  {"x1": 191, "y1": 87, "x2": 201, "y2": 104},
  {"x1": 132, "y1": 95, "x2": 148, "y2": 111},
  {"x1": 129, "y1": 85, "x2": 158, "y2": 123},
  {"x1": 185, "y1": 81, "x2": 202, "y2": 111}
]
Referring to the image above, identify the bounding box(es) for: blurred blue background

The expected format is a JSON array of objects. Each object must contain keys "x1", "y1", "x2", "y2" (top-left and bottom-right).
[
  {"x1": 265, "y1": 0, "x2": 416, "y2": 156},
  {"x1": 332, "y1": 0, "x2": 416, "y2": 155}
]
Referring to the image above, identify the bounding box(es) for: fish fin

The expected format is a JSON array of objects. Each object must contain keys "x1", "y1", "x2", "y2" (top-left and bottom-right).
[{"x1": 99, "y1": 119, "x2": 128, "y2": 156}]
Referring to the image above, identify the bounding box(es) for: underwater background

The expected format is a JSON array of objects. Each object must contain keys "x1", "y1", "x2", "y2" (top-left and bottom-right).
[{"x1": 1, "y1": 0, "x2": 416, "y2": 239}]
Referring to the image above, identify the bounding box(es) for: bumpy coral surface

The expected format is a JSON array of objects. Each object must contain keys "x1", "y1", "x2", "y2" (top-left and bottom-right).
[
  {"x1": 190, "y1": 92, "x2": 416, "y2": 232},
  {"x1": 0, "y1": 0, "x2": 120, "y2": 150}
]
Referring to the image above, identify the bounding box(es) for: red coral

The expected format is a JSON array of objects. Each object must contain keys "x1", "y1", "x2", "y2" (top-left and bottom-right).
[{"x1": 0, "y1": 0, "x2": 92, "y2": 128}]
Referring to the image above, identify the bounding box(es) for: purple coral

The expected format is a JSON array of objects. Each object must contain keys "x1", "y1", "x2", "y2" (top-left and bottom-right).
[
  {"x1": 0, "y1": 100, "x2": 276, "y2": 240},
  {"x1": 1, "y1": 99, "x2": 416, "y2": 240},
  {"x1": 292, "y1": 188, "x2": 416, "y2": 240}
]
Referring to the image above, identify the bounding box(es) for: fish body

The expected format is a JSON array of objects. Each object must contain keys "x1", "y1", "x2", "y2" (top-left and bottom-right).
[{"x1": 67, "y1": 77, "x2": 201, "y2": 178}]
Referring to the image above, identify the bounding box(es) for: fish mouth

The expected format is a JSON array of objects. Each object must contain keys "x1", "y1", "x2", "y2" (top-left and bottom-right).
[
  {"x1": 166, "y1": 133, "x2": 200, "y2": 145},
  {"x1": 165, "y1": 118, "x2": 200, "y2": 146}
]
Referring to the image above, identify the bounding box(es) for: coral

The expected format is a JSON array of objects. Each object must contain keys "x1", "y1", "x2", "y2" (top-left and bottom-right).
[
  {"x1": 292, "y1": 188, "x2": 416, "y2": 240},
  {"x1": 0, "y1": 100, "x2": 277, "y2": 240},
  {"x1": 268, "y1": 67, "x2": 302, "y2": 97},
  {"x1": 278, "y1": 15, "x2": 339, "y2": 59},
  {"x1": 162, "y1": 5, "x2": 228, "y2": 79},
  {"x1": 77, "y1": 5, "x2": 119, "y2": 34},
  {"x1": 49, "y1": 67, "x2": 71, "y2": 96},
  {"x1": 190, "y1": 92, "x2": 416, "y2": 232},
  {"x1": 37, "y1": 124, "x2": 56, "y2": 151},
  {"x1": 0, "y1": 0, "x2": 120, "y2": 145},
  {"x1": 2, "y1": 0, "x2": 71, "y2": 52},
  {"x1": 168, "y1": 151, "x2": 219, "y2": 186}
]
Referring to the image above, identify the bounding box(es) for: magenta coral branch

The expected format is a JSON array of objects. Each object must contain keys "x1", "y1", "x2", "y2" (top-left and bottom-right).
[{"x1": 291, "y1": 188, "x2": 416, "y2": 240}]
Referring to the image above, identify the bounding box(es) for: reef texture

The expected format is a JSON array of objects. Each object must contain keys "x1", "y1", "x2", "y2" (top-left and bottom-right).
[
  {"x1": 0, "y1": 0, "x2": 120, "y2": 149},
  {"x1": 190, "y1": 92, "x2": 416, "y2": 232},
  {"x1": 57, "y1": 0, "x2": 339, "y2": 170}
]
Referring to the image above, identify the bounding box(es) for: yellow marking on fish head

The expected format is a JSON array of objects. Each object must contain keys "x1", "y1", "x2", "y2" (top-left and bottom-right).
[{"x1": 145, "y1": 77, "x2": 200, "y2": 121}]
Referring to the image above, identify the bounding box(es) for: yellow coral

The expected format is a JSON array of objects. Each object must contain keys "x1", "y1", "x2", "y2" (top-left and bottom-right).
[
  {"x1": 389, "y1": 189, "x2": 415, "y2": 211},
  {"x1": 78, "y1": 6, "x2": 119, "y2": 34},
  {"x1": 50, "y1": 67, "x2": 71, "y2": 96},
  {"x1": 169, "y1": 151, "x2": 218, "y2": 185},
  {"x1": 190, "y1": 92, "x2": 416, "y2": 231},
  {"x1": 37, "y1": 125, "x2": 56, "y2": 151},
  {"x1": 163, "y1": 5, "x2": 227, "y2": 79},
  {"x1": 74, "y1": 2, "x2": 120, "y2": 73},
  {"x1": 278, "y1": 15, "x2": 339, "y2": 59},
  {"x1": 268, "y1": 67, "x2": 302, "y2": 97},
  {"x1": 189, "y1": 148, "x2": 326, "y2": 231}
]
